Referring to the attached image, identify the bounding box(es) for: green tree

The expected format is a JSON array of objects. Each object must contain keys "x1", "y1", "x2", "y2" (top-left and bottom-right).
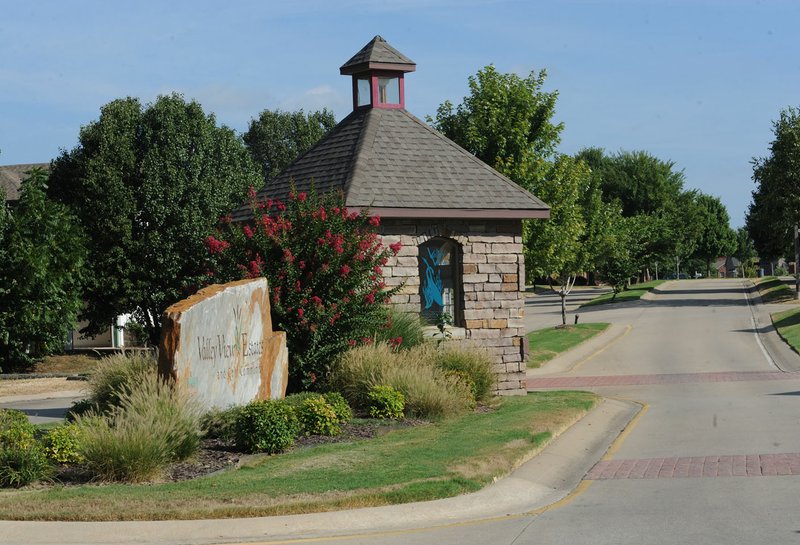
[
  {"x1": 692, "y1": 193, "x2": 736, "y2": 277},
  {"x1": 48, "y1": 94, "x2": 262, "y2": 345},
  {"x1": 734, "y1": 226, "x2": 758, "y2": 277},
  {"x1": 0, "y1": 168, "x2": 86, "y2": 370},
  {"x1": 428, "y1": 65, "x2": 563, "y2": 188},
  {"x1": 595, "y1": 215, "x2": 645, "y2": 298},
  {"x1": 243, "y1": 108, "x2": 336, "y2": 181},
  {"x1": 747, "y1": 107, "x2": 800, "y2": 264},
  {"x1": 524, "y1": 155, "x2": 591, "y2": 324}
]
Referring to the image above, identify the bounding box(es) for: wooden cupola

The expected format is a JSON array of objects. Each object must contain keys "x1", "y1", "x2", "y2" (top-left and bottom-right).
[{"x1": 340, "y1": 35, "x2": 416, "y2": 111}]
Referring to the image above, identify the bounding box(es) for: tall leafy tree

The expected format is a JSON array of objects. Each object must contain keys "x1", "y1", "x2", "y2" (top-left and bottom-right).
[
  {"x1": 747, "y1": 107, "x2": 800, "y2": 263},
  {"x1": 243, "y1": 108, "x2": 336, "y2": 181},
  {"x1": 0, "y1": 168, "x2": 86, "y2": 370},
  {"x1": 48, "y1": 94, "x2": 262, "y2": 345},
  {"x1": 428, "y1": 65, "x2": 563, "y2": 189},
  {"x1": 693, "y1": 193, "x2": 737, "y2": 277},
  {"x1": 524, "y1": 155, "x2": 591, "y2": 324}
]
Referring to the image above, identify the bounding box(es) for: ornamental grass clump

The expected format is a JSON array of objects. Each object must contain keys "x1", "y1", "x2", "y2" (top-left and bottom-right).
[
  {"x1": 370, "y1": 307, "x2": 425, "y2": 351},
  {"x1": 75, "y1": 372, "x2": 201, "y2": 483},
  {"x1": 432, "y1": 346, "x2": 496, "y2": 403},
  {"x1": 81, "y1": 351, "x2": 157, "y2": 414},
  {"x1": 204, "y1": 188, "x2": 402, "y2": 391},
  {"x1": 329, "y1": 343, "x2": 475, "y2": 420}
]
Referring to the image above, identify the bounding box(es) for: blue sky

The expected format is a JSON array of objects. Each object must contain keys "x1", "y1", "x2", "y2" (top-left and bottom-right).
[{"x1": 2, "y1": 0, "x2": 797, "y2": 227}]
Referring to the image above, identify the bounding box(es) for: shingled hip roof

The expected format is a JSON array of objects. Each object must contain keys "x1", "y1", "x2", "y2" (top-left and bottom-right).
[{"x1": 233, "y1": 108, "x2": 549, "y2": 221}]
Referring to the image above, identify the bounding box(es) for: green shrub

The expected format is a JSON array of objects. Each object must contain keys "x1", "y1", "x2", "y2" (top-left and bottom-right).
[
  {"x1": 42, "y1": 423, "x2": 85, "y2": 464},
  {"x1": 75, "y1": 373, "x2": 201, "y2": 482},
  {"x1": 330, "y1": 343, "x2": 475, "y2": 420},
  {"x1": 0, "y1": 409, "x2": 36, "y2": 448},
  {"x1": 371, "y1": 307, "x2": 425, "y2": 350},
  {"x1": 200, "y1": 406, "x2": 241, "y2": 441},
  {"x1": 283, "y1": 392, "x2": 320, "y2": 408},
  {"x1": 432, "y1": 346, "x2": 495, "y2": 402},
  {"x1": 323, "y1": 392, "x2": 353, "y2": 424},
  {"x1": 233, "y1": 400, "x2": 299, "y2": 454},
  {"x1": 0, "y1": 443, "x2": 52, "y2": 488},
  {"x1": 86, "y1": 352, "x2": 157, "y2": 412},
  {"x1": 295, "y1": 395, "x2": 341, "y2": 436},
  {"x1": 367, "y1": 385, "x2": 405, "y2": 420}
]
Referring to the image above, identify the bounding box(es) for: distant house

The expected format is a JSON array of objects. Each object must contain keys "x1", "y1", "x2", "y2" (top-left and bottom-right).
[
  {"x1": 233, "y1": 36, "x2": 550, "y2": 395},
  {"x1": 1, "y1": 162, "x2": 138, "y2": 351},
  {"x1": 714, "y1": 256, "x2": 741, "y2": 277},
  {"x1": 0, "y1": 163, "x2": 49, "y2": 203}
]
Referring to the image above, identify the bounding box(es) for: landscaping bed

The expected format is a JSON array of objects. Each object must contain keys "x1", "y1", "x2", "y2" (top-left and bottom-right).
[
  {"x1": 756, "y1": 276, "x2": 797, "y2": 304},
  {"x1": 0, "y1": 392, "x2": 596, "y2": 521}
]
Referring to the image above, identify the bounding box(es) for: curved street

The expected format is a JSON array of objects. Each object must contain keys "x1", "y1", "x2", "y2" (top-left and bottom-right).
[{"x1": 288, "y1": 279, "x2": 800, "y2": 545}]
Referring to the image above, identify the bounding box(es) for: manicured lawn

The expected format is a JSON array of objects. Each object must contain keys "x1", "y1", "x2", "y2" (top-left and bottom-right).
[
  {"x1": 0, "y1": 392, "x2": 597, "y2": 521},
  {"x1": 756, "y1": 276, "x2": 796, "y2": 304},
  {"x1": 582, "y1": 280, "x2": 666, "y2": 307},
  {"x1": 526, "y1": 323, "x2": 610, "y2": 368},
  {"x1": 772, "y1": 306, "x2": 800, "y2": 353}
]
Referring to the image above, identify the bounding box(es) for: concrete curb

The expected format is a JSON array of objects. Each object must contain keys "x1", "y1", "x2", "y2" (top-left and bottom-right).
[
  {"x1": 0, "y1": 398, "x2": 640, "y2": 545},
  {"x1": 743, "y1": 279, "x2": 800, "y2": 373}
]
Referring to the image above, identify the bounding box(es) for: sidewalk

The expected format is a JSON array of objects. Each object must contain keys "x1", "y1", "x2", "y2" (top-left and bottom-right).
[{"x1": 743, "y1": 279, "x2": 800, "y2": 373}]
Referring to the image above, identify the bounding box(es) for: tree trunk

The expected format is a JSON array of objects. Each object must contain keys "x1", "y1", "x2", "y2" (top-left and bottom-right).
[{"x1": 560, "y1": 291, "x2": 567, "y2": 326}]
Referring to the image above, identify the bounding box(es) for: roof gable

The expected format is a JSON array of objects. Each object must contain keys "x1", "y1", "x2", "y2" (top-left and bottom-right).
[{"x1": 340, "y1": 35, "x2": 416, "y2": 75}]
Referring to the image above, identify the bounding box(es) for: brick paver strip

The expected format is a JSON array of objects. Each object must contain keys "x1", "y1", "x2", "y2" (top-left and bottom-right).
[
  {"x1": 586, "y1": 453, "x2": 800, "y2": 480},
  {"x1": 527, "y1": 370, "x2": 800, "y2": 389}
]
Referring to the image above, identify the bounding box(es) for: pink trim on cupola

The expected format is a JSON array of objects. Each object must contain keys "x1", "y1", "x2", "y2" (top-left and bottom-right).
[{"x1": 340, "y1": 35, "x2": 415, "y2": 112}]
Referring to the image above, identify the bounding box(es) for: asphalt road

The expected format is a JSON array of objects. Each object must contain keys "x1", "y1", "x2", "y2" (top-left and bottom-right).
[{"x1": 316, "y1": 279, "x2": 800, "y2": 545}]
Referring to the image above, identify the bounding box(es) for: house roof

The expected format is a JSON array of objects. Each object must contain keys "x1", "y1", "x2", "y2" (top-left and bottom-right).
[
  {"x1": 0, "y1": 163, "x2": 49, "y2": 202},
  {"x1": 340, "y1": 35, "x2": 416, "y2": 75},
  {"x1": 232, "y1": 107, "x2": 550, "y2": 221}
]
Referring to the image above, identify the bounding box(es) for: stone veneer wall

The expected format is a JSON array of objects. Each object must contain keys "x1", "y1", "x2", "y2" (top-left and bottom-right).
[{"x1": 380, "y1": 218, "x2": 527, "y2": 395}]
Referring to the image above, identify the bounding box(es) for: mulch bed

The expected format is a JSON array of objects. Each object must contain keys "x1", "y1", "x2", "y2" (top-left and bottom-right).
[{"x1": 50, "y1": 419, "x2": 427, "y2": 486}]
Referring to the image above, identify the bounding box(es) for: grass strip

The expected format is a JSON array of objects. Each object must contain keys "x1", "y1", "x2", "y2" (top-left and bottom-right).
[
  {"x1": 756, "y1": 276, "x2": 796, "y2": 304},
  {"x1": 772, "y1": 306, "x2": 800, "y2": 354},
  {"x1": 0, "y1": 392, "x2": 597, "y2": 521},
  {"x1": 582, "y1": 280, "x2": 666, "y2": 307},
  {"x1": 526, "y1": 323, "x2": 609, "y2": 368}
]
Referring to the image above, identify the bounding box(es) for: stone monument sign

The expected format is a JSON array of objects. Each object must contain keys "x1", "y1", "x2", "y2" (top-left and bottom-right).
[{"x1": 158, "y1": 278, "x2": 288, "y2": 410}]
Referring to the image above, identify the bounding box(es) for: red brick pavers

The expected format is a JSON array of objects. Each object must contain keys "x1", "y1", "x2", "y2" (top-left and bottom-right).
[
  {"x1": 527, "y1": 370, "x2": 800, "y2": 389},
  {"x1": 586, "y1": 453, "x2": 800, "y2": 480}
]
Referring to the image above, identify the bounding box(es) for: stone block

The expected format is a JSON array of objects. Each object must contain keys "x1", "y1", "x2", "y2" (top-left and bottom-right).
[
  {"x1": 491, "y1": 243, "x2": 523, "y2": 254},
  {"x1": 501, "y1": 282, "x2": 518, "y2": 292},
  {"x1": 462, "y1": 264, "x2": 478, "y2": 274},
  {"x1": 503, "y1": 274, "x2": 518, "y2": 284},
  {"x1": 392, "y1": 266, "x2": 419, "y2": 277},
  {"x1": 159, "y1": 278, "x2": 288, "y2": 411},
  {"x1": 487, "y1": 254, "x2": 518, "y2": 264},
  {"x1": 470, "y1": 242, "x2": 487, "y2": 254},
  {"x1": 462, "y1": 253, "x2": 488, "y2": 264},
  {"x1": 462, "y1": 273, "x2": 489, "y2": 283},
  {"x1": 394, "y1": 256, "x2": 418, "y2": 267},
  {"x1": 463, "y1": 309, "x2": 494, "y2": 320},
  {"x1": 465, "y1": 319, "x2": 485, "y2": 329},
  {"x1": 488, "y1": 319, "x2": 508, "y2": 329},
  {"x1": 488, "y1": 274, "x2": 502, "y2": 283},
  {"x1": 469, "y1": 328, "x2": 502, "y2": 339},
  {"x1": 476, "y1": 291, "x2": 495, "y2": 301}
]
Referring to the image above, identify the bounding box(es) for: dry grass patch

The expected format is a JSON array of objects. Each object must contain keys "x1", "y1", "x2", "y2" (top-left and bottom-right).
[{"x1": 0, "y1": 378, "x2": 86, "y2": 399}]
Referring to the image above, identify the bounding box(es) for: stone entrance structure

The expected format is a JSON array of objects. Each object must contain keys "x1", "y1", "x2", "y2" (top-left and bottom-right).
[{"x1": 233, "y1": 36, "x2": 549, "y2": 394}]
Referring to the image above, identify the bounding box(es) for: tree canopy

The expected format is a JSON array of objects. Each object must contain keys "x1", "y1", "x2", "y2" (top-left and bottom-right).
[
  {"x1": 243, "y1": 108, "x2": 336, "y2": 181},
  {"x1": 0, "y1": 168, "x2": 86, "y2": 370},
  {"x1": 48, "y1": 94, "x2": 262, "y2": 345},
  {"x1": 746, "y1": 106, "x2": 800, "y2": 261},
  {"x1": 428, "y1": 65, "x2": 563, "y2": 188}
]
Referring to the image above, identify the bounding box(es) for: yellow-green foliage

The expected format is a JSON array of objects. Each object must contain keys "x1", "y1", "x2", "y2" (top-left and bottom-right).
[
  {"x1": 367, "y1": 385, "x2": 405, "y2": 419},
  {"x1": 42, "y1": 424, "x2": 85, "y2": 465},
  {"x1": 329, "y1": 343, "x2": 482, "y2": 420}
]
